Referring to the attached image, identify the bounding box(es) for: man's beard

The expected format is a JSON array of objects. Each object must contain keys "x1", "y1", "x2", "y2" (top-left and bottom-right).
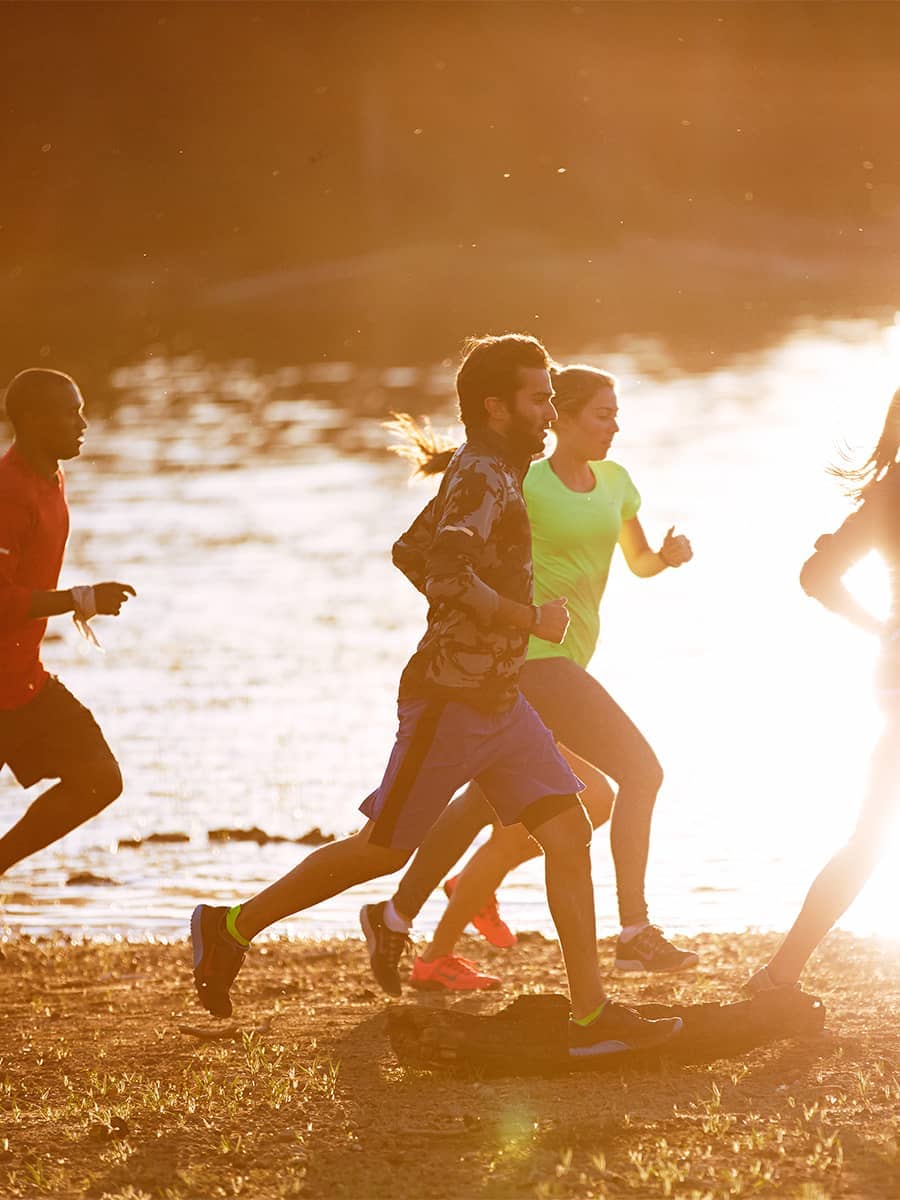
[{"x1": 507, "y1": 417, "x2": 547, "y2": 458}]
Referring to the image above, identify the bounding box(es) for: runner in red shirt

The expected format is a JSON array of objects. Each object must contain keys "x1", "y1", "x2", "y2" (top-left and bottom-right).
[{"x1": 0, "y1": 368, "x2": 135, "y2": 877}]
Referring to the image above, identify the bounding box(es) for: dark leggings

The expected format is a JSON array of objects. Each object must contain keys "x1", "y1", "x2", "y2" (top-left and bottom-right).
[{"x1": 393, "y1": 655, "x2": 663, "y2": 927}]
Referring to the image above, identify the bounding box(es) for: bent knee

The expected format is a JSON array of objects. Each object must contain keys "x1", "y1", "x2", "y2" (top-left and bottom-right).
[
  {"x1": 359, "y1": 826, "x2": 412, "y2": 872},
  {"x1": 619, "y1": 754, "x2": 664, "y2": 800},
  {"x1": 529, "y1": 801, "x2": 593, "y2": 855},
  {"x1": 488, "y1": 822, "x2": 538, "y2": 863},
  {"x1": 72, "y1": 757, "x2": 123, "y2": 814},
  {"x1": 634, "y1": 752, "x2": 664, "y2": 796},
  {"x1": 647, "y1": 758, "x2": 664, "y2": 795}
]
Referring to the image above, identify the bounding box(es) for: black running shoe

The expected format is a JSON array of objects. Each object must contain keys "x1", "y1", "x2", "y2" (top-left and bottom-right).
[
  {"x1": 191, "y1": 904, "x2": 247, "y2": 1018},
  {"x1": 614, "y1": 925, "x2": 699, "y2": 973},
  {"x1": 569, "y1": 1001, "x2": 683, "y2": 1058},
  {"x1": 360, "y1": 901, "x2": 409, "y2": 997}
]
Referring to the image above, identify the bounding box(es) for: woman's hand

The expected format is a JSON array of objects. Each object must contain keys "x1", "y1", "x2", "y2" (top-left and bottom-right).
[
  {"x1": 658, "y1": 526, "x2": 693, "y2": 568},
  {"x1": 533, "y1": 596, "x2": 570, "y2": 644}
]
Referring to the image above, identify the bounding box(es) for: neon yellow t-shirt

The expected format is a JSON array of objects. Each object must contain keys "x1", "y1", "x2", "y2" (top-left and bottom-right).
[{"x1": 525, "y1": 457, "x2": 641, "y2": 669}]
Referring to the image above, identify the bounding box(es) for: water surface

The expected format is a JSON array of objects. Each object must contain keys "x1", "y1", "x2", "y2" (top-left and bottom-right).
[{"x1": 3, "y1": 320, "x2": 900, "y2": 950}]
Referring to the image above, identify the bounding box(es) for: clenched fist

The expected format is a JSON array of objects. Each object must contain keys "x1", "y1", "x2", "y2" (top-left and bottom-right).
[
  {"x1": 92, "y1": 582, "x2": 137, "y2": 616},
  {"x1": 659, "y1": 527, "x2": 692, "y2": 568},
  {"x1": 533, "y1": 596, "x2": 570, "y2": 644}
]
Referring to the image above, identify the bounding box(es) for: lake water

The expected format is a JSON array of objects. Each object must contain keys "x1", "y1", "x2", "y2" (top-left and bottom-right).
[{"x1": 2, "y1": 318, "x2": 900, "y2": 951}]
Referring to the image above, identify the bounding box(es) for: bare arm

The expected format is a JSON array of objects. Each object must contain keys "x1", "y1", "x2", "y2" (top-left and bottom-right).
[
  {"x1": 27, "y1": 582, "x2": 136, "y2": 621},
  {"x1": 26, "y1": 589, "x2": 77, "y2": 619},
  {"x1": 800, "y1": 530, "x2": 885, "y2": 637},
  {"x1": 617, "y1": 517, "x2": 693, "y2": 578},
  {"x1": 1, "y1": 499, "x2": 135, "y2": 627}
]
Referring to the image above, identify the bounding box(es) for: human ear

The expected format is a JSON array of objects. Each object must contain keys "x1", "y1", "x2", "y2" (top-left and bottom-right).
[{"x1": 483, "y1": 394, "x2": 510, "y2": 423}]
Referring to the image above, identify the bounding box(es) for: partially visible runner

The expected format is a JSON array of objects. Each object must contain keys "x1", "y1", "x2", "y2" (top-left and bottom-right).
[
  {"x1": 364, "y1": 365, "x2": 698, "y2": 994},
  {"x1": 191, "y1": 334, "x2": 683, "y2": 1058},
  {"x1": 747, "y1": 385, "x2": 900, "y2": 994},
  {"x1": 0, "y1": 369, "x2": 135, "y2": 878}
]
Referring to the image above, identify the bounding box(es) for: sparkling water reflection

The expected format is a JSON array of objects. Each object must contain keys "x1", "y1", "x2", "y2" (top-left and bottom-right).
[{"x1": 2, "y1": 320, "x2": 900, "y2": 948}]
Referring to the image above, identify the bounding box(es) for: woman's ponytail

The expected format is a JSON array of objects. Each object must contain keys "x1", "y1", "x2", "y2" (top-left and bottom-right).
[{"x1": 383, "y1": 412, "x2": 458, "y2": 476}]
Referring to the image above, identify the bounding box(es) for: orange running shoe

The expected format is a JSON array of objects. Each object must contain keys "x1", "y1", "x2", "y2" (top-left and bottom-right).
[
  {"x1": 443, "y1": 874, "x2": 517, "y2": 949},
  {"x1": 410, "y1": 954, "x2": 501, "y2": 992}
]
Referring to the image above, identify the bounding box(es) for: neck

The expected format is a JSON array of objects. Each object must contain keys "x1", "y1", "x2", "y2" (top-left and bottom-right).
[
  {"x1": 550, "y1": 441, "x2": 594, "y2": 490},
  {"x1": 14, "y1": 437, "x2": 59, "y2": 481},
  {"x1": 474, "y1": 423, "x2": 531, "y2": 470}
]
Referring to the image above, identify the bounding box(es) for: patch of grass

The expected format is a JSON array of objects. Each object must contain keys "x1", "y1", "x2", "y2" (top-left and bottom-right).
[{"x1": 1, "y1": 931, "x2": 899, "y2": 1199}]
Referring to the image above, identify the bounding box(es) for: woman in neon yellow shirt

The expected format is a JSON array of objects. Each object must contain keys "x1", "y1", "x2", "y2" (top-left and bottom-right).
[{"x1": 366, "y1": 365, "x2": 695, "y2": 992}]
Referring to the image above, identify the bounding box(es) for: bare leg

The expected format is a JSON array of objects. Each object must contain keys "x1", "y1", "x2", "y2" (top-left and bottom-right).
[
  {"x1": 236, "y1": 822, "x2": 410, "y2": 940},
  {"x1": 766, "y1": 716, "x2": 900, "y2": 984},
  {"x1": 0, "y1": 758, "x2": 123, "y2": 875},
  {"x1": 423, "y1": 751, "x2": 615, "y2": 959},
  {"x1": 528, "y1": 799, "x2": 607, "y2": 1020},
  {"x1": 391, "y1": 784, "x2": 493, "y2": 922},
  {"x1": 423, "y1": 822, "x2": 536, "y2": 959}
]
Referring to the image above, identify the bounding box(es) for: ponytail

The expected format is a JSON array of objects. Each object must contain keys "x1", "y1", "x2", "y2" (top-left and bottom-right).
[{"x1": 384, "y1": 412, "x2": 458, "y2": 477}]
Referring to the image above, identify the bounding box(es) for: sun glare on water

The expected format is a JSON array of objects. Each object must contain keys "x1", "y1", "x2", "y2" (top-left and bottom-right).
[{"x1": 601, "y1": 314, "x2": 900, "y2": 946}]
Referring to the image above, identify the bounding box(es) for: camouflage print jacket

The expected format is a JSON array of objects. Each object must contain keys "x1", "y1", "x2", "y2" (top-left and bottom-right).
[{"x1": 393, "y1": 430, "x2": 533, "y2": 713}]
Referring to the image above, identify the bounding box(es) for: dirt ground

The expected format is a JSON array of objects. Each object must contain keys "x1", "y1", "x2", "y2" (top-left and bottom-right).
[{"x1": 1, "y1": 929, "x2": 898, "y2": 1199}]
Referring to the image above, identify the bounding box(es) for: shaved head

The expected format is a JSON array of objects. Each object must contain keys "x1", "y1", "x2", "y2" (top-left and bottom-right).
[
  {"x1": 4, "y1": 368, "x2": 79, "y2": 432},
  {"x1": 3, "y1": 368, "x2": 87, "y2": 466}
]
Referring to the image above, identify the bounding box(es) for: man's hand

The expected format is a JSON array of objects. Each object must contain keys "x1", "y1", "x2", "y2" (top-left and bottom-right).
[
  {"x1": 533, "y1": 596, "x2": 569, "y2": 644},
  {"x1": 92, "y1": 582, "x2": 136, "y2": 616},
  {"x1": 659, "y1": 527, "x2": 692, "y2": 568}
]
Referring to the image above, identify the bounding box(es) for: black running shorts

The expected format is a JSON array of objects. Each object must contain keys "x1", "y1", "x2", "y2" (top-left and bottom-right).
[{"x1": 0, "y1": 677, "x2": 117, "y2": 788}]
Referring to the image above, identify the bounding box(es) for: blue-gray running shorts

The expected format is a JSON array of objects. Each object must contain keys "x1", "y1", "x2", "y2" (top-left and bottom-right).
[{"x1": 360, "y1": 694, "x2": 584, "y2": 850}]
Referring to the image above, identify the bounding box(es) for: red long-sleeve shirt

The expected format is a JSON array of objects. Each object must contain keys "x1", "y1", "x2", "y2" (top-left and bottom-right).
[{"x1": 0, "y1": 446, "x2": 69, "y2": 710}]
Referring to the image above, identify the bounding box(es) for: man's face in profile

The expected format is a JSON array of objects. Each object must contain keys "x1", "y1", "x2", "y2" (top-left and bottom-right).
[
  {"x1": 32, "y1": 381, "x2": 88, "y2": 463},
  {"x1": 506, "y1": 367, "x2": 557, "y2": 456}
]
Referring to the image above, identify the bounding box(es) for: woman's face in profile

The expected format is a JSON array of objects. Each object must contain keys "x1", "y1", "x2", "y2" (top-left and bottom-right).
[{"x1": 560, "y1": 385, "x2": 619, "y2": 461}]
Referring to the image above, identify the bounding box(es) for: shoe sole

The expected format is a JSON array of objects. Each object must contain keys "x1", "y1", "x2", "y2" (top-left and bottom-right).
[
  {"x1": 410, "y1": 978, "x2": 501, "y2": 992},
  {"x1": 359, "y1": 904, "x2": 402, "y2": 998},
  {"x1": 569, "y1": 1015, "x2": 684, "y2": 1058},
  {"x1": 614, "y1": 955, "x2": 699, "y2": 973},
  {"x1": 569, "y1": 1038, "x2": 631, "y2": 1057},
  {"x1": 190, "y1": 904, "x2": 208, "y2": 973},
  {"x1": 359, "y1": 904, "x2": 377, "y2": 956}
]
